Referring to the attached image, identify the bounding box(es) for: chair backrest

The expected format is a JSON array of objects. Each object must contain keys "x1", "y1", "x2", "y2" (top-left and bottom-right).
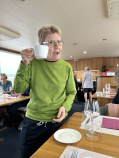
[
  {"x1": 17, "y1": 107, "x2": 26, "y2": 119},
  {"x1": 107, "y1": 103, "x2": 119, "y2": 118}
]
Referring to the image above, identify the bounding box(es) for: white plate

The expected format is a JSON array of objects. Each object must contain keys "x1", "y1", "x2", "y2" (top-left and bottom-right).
[{"x1": 54, "y1": 128, "x2": 81, "y2": 144}]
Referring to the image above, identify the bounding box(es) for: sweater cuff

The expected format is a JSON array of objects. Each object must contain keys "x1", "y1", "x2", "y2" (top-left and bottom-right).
[{"x1": 19, "y1": 61, "x2": 30, "y2": 70}]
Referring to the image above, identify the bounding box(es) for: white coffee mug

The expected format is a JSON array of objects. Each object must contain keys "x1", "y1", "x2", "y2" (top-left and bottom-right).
[{"x1": 32, "y1": 45, "x2": 49, "y2": 59}]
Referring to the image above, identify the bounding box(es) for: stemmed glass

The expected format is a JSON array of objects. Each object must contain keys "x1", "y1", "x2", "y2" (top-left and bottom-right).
[
  {"x1": 84, "y1": 99, "x2": 100, "y2": 138},
  {"x1": 84, "y1": 100, "x2": 92, "y2": 118},
  {"x1": 81, "y1": 100, "x2": 92, "y2": 130}
]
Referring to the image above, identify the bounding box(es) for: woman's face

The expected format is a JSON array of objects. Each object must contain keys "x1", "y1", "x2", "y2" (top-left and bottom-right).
[
  {"x1": 0, "y1": 77, "x2": 7, "y2": 84},
  {"x1": 44, "y1": 33, "x2": 62, "y2": 61}
]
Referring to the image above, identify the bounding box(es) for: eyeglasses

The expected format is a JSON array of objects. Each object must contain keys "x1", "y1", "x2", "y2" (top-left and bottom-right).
[
  {"x1": 1, "y1": 78, "x2": 6, "y2": 80},
  {"x1": 42, "y1": 40, "x2": 64, "y2": 47}
]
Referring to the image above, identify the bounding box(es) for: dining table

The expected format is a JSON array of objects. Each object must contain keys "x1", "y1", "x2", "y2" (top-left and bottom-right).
[
  {"x1": 31, "y1": 112, "x2": 119, "y2": 158},
  {"x1": 0, "y1": 95, "x2": 30, "y2": 107},
  {"x1": 92, "y1": 92, "x2": 116, "y2": 107},
  {"x1": 0, "y1": 95, "x2": 30, "y2": 142}
]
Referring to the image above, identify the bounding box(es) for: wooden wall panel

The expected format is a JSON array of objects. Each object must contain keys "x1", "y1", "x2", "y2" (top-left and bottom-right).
[
  {"x1": 97, "y1": 76, "x2": 117, "y2": 91},
  {"x1": 117, "y1": 57, "x2": 119, "y2": 68},
  {"x1": 76, "y1": 57, "x2": 104, "y2": 71},
  {"x1": 95, "y1": 57, "x2": 103, "y2": 71},
  {"x1": 74, "y1": 71, "x2": 101, "y2": 80},
  {"x1": 66, "y1": 57, "x2": 119, "y2": 77},
  {"x1": 103, "y1": 57, "x2": 118, "y2": 72},
  {"x1": 77, "y1": 59, "x2": 87, "y2": 71},
  {"x1": 88, "y1": 58, "x2": 97, "y2": 70},
  {"x1": 65, "y1": 60, "x2": 76, "y2": 71}
]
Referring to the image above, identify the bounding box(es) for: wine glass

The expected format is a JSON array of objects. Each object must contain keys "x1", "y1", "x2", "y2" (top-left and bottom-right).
[
  {"x1": 82, "y1": 100, "x2": 92, "y2": 130},
  {"x1": 84, "y1": 100, "x2": 91, "y2": 116},
  {"x1": 85, "y1": 100, "x2": 100, "y2": 138}
]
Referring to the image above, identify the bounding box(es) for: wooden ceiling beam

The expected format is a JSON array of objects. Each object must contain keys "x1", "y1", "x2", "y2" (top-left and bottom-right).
[{"x1": 0, "y1": 47, "x2": 20, "y2": 54}]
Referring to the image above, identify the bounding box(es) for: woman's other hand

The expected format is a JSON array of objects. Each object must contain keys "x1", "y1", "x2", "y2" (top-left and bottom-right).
[{"x1": 53, "y1": 106, "x2": 66, "y2": 123}]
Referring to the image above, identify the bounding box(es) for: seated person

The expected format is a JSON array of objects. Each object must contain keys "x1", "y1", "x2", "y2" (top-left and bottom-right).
[
  {"x1": 0, "y1": 73, "x2": 13, "y2": 94},
  {"x1": 0, "y1": 73, "x2": 13, "y2": 126},
  {"x1": 100, "y1": 65, "x2": 111, "y2": 76},
  {"x1": 100, "y1": 69, "x2": 119, "y2": 115},
  {"x1": 7, "y1": 87, "x2": 30, "y2": 130}
]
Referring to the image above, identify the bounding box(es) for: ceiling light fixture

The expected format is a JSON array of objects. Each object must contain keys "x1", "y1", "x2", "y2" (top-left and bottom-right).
[
  {"x1": 83, "y1": 51, "x2": 87, "y2": 54},
  {"x1": 18, "y1": 0, "x2": 25, "y2": 1},
  {"x1": 0, "y1": 27, "x2": 21, "y2": 41},
  {"x1": 74, "y1": 59, "x2": 78, "y2": 61},
  {"x1": 73, "y1": 43, "x2": 79, "y2": 45},
  {"x1": 107, "y1": 0, "x2": 119, "y2": 19}
]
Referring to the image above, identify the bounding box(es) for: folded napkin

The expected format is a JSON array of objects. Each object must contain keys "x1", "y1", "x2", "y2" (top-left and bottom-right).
[
  {"x1": 60, "y1": 145, "x2": 114, "y2": 158},
  {"x1": 102, "y1": 117, "x2": 119, "y2": 130},
  {"x1": 110, "y1": 92, "x2": 116, "y2": 94},
  {"x1": 110, "y1": 95, "x2": 115, "y2": 98}
]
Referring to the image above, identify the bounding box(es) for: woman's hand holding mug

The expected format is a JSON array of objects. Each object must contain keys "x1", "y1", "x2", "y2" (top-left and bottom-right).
[{"x1": 21, "y1": 48, "x2": 34, "y2": 65}]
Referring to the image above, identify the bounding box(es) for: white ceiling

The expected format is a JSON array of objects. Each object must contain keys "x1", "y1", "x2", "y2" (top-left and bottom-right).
[{"x1": 0, "y1": 0, "x2": 119, "y2": 60}]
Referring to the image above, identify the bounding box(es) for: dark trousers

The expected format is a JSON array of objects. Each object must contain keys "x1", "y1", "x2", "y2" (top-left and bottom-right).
[
  {"x1": 20, "y1": 116, "x2": 69, "y2": 158},
  {"x1": 7, "y1": 100, "x2": 29, "y2": 128}
]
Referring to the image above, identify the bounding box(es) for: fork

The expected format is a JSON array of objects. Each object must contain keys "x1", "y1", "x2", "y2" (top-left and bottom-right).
[{"x1": 71, "y1": 150, "x2": 78, "y2": 158}]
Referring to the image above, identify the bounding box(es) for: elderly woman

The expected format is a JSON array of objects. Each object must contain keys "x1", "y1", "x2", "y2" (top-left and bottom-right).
[
  {"x1": 0, "y1": 73, "x2": 13, "y2": 94},
  {"x1": 14, "y1": 24, "x2": 76, "y2": 158}
]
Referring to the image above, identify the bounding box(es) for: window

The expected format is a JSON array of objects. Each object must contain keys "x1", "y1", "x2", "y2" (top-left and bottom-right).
[{"x1": 0, "y1": 51, "x2": 21, "y2": 85}]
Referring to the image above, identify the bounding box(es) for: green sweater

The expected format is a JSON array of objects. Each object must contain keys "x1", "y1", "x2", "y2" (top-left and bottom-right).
[{"x1": 14, "y1": 58, "x2": 76, "y2": 122}]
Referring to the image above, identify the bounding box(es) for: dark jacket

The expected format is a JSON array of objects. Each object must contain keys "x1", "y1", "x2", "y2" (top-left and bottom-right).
[{"x1": 112, "y1": 88, "x2": 119, "y2": 104}]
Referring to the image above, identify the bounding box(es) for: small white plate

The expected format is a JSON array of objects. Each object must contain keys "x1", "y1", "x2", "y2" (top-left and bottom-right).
[{"x1": 54, "y1": 128, "x2": 81, "y2": 144}]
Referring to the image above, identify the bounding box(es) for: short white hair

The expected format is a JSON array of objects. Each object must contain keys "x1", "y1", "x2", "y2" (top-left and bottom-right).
[{"x1": 85, "y1": 67, "x2": 90, "y2": 71}]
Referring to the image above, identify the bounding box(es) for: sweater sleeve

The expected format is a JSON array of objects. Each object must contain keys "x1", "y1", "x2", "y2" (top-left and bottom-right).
[
  {"x1": 14, "y1": 61, "x2": 31, "y2": 93},
  {"x1": 62, "y1": 65, "x2": 77, "y2": 112}
]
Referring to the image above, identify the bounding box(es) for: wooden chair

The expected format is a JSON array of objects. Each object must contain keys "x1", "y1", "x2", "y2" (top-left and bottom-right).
[{"x1": 107, "y1": 103, "x2": 119, "y2": 118}]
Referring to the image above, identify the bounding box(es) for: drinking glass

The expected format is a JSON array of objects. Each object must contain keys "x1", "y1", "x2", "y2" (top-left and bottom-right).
[
  {"x1": 84, "y1": 100, "x2": 91, "y2": 117},
  {"x1": 81, "y1": 111, "x2": 91, "y2": 130},
  {"x1": 85, "y1": 100, "x2": 100, "y2": 138},
  {"x1": 0, "y1": 86, "x2": 3, "y2": 102},
  {"x1": 107, "y1": 84, "x2": 110, "y2": 94},
  {"x1": 105, "y1": 83, "x2": 110, "y2": 94},
  {"x1": 103, "y1": 88, "x2": 106, "y2": 96}
]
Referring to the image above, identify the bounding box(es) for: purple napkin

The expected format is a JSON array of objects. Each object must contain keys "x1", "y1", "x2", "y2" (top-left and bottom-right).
[
  {"x1": 110, "y1": 95, "x2": 114, "y2": 98},
  {"x1": 102, "y1": 117, "x2": 119, "y2": 130}
]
